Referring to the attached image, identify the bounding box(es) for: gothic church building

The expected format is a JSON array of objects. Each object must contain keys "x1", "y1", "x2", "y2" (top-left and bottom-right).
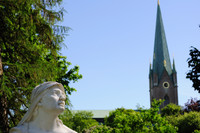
[{"x1": 149, "y1": 1, "x2": 178, "y2": 108}]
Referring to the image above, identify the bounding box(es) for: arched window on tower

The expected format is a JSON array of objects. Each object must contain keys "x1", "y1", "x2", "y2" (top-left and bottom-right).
[{"x1": 164, "y1": 95, "x2": 170, "y2": 106}]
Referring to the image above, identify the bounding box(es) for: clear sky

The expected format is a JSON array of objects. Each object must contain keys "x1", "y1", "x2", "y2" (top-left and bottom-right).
[{"x1": 61, "y1": 0, "x2": 200, "y2": 110}]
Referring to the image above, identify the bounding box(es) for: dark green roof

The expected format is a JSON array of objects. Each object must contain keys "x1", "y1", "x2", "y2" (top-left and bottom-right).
[{"x1": 152, "y1": 3, "x2": 172, "y2": 80}]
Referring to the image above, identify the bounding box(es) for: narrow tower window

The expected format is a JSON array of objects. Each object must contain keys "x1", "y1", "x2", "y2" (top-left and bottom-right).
[{"x1": 164, "y1": 95, "x2": 170, "y2": 106}]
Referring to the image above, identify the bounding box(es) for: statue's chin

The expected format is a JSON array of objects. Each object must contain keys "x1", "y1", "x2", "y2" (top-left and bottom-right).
[
  {"x1": 60, "y1": 107, "x2": 65, "y2": 112},
  {"x1": 56, "y1": 106, "x2": 65, "y2": 113}
]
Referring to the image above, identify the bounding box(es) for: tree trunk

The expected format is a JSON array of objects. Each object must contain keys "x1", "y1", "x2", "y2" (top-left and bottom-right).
[
  {"x1": 0, "y1": 48, "x2": 2, "y2": 76},
  {"x1": 0, "y1": 48, "x2": 9, "y2": 133},
  {"x1": 0, "y1": 94, "x2": 9, "y2": 133}
]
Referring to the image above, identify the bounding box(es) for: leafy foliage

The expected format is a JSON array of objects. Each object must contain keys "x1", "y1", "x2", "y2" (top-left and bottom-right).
[
  {"x1": 161, "y1": 100, "x2": 200, "y2": 133},
  {"x1": 160, "y1": 103, "x2": 182, "y2": 130},
  {"x1": 184, "y1": 98, "x2": 200, "y2": 112},
  {"x1": 139, "y1": 99, "x2": 177, "y2": 133},
  {"x1": 186, "y1": 47, "x2": 200, "y2": 93},
  {"x1": 104, "y1": 99, "x2": 177, "y2": 133},
  {"x1": 193, "y1": 130, "x2": 200, "y2": 133},
  {"x1": 84, "y1": 125, "x2": 113, "y2": 133},
  {"x1": 0, "y1": 0, "x2": 82, "y2": 132},
  {"x1": 105, "y1": 108, "x2": 143, "y2": 132},
  {"x1": 58, "y1": 100, "x2": 200, "y2": 133},
  {"x1": 59, "y1": 110, "x2": 99, "y2": 133},
  {"x1": 161, "y1": 103, "x2": 182, "y2": 117},
  {"x1": 175, "y1": 112, "x2": 200, "y2": 133}
]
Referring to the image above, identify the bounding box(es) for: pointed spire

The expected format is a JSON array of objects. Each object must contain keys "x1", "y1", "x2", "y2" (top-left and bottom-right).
[
  {"x1": 149, "y1": 60, "x2": 152, "y2": 77},
  {"x1": 149, "y1": 60, "x2": 152, "y2": 71},
  {"x1": 172, "y1": 58, "x2": 176, "y2": 72},
  {"x1": 152, "y1": 1, "x2": 172, "y2": 81},
  {"x1": 158, "y1": 0, "x2": 160, "y2": 5}
]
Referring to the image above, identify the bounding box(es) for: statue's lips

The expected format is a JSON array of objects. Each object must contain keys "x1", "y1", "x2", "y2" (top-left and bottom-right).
[{"x1": 58, "y1": 102, "x2": 65, "y2": 106}]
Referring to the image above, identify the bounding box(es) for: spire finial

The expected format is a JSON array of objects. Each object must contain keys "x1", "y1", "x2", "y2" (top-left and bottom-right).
[
  {"x1": 158, "y1": 0, "x2": 160, "y2": 5},
  {"x1": 172, "y1": 58, "x2": 176, "y2": 72},
  {"x1": 164, "y1": 60, "x2": 167, "y2": 67}
]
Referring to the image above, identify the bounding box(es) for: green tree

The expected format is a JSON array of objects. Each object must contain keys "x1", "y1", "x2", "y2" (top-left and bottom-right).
[
  {"x1": 163, "y1": 106, "x2": 200, "y2": 133},
  {"x1": 161, "y1": 103, "x2": 182, "y2": 117},
  {"x1": 176, "y1": 112, "x2": 200, "y2": 133},
  {"x1": 105, "y1": 108, "x2": 144, "y2": 132},
  {"x1": 104, "y1": 99, "x2": 177, "y2": 133},
  {"x1": 84, "y1": 125, "x2": 113, "y2": 133},
  {"x1": 193, "y1": 130, "x2": 200, "y2": 133},
  {"x1": 0, "y1": 0, "x2": 82, "y2": 132},
  {"x1": 186, "y1": 47, "x2": 200, "y2": 93},
  {"x1": 59, "y1": 110, "x2": 99, "y2": 133},
  {"x1": 140, "y1": 99, "x2": 177, "y2": 133},
  {"x1": 160, "y1": 103, "x2": 182, "y2": 129},
  {"x1": 59, "y1": 109, "x2": 74, "y2": 129},
  {"x1": 163, "y1": 100, "x2": 200, "y2": 133}
]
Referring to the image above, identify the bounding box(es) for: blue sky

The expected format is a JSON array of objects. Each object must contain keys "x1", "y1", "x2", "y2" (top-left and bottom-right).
[{"x1": 61, "y1": 0, "x2": 200, "y2": 110}]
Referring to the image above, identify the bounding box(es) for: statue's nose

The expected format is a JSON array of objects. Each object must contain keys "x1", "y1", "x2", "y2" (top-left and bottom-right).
[{"x1": 59, "y1": 94, "x2": 66, "y2": 101}]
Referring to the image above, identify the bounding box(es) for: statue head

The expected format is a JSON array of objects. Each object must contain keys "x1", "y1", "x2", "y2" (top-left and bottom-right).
[{"x1": 18, "y1": 81, "x2": 66, "y2": 126}]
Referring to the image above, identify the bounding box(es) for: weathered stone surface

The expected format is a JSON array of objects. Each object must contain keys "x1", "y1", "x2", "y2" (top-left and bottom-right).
[{"x1": 10, "y1": 82, "x2": 76, "y2": 133}]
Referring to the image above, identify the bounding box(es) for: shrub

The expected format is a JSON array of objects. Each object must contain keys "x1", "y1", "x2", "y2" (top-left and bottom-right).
[
  {"x1": 59, "y1": 110, "x2": 99, "y2": 132},
  {"x1": 175, "y1": 111, "x2": 200, "y2": 133},
  {"x1": 84, "y1": 125, "x2": 113, "y2": 133},
  {"x1": 104, "y1": 100, "x2": 177, "y2": 133},
  {"x1": 161, "y1": 103, "x2": 182, "y2": 117},
  {"x1": 105, "y1": 108, "x2": 143, "y2": 132},
  {"x1": 140, "y1": 99, "x2": 177, "y2": 133}
]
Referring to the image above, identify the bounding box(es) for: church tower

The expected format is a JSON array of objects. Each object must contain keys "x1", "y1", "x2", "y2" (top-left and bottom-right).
[{"x1": 149, "y1": 1, "x2": 178, "y2": 108}]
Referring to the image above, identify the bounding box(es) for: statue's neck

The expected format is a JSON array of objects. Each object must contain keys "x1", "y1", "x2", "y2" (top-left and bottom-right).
[{"x1": 29, "y1": 109, "x2": 60, "y2": 131}]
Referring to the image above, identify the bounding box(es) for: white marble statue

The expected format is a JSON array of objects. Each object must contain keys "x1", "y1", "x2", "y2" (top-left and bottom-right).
[{"x1": 10, "y1": 81, "x2": 77, "y2": 133}]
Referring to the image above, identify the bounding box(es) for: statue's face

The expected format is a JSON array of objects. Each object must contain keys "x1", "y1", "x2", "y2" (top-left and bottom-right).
[{"x1": 39, "y1": 86, "x2": 66, "y2": 113}]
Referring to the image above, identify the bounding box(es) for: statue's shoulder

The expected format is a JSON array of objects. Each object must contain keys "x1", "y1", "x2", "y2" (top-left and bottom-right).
[
  {"x1": 9, "y1": 123, "x2": 28, "y2": 133},
  {"x1": 62, "y1": 125, "x2": 77, "y2": 133}
]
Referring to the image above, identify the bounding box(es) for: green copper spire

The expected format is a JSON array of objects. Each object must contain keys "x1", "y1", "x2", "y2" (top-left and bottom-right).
[
  {"x1": 152, "y1": 2, "x2": 172, "y2": 80},
  {"x1": 172, "y1": 58, "x2": 176, "y2": 72}
]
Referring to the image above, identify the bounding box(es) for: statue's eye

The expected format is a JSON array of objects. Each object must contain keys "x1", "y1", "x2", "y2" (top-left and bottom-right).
[
  {"x1": 53, "y1": 90, "x2": 60, "y2": 96},
  {"x1": 56, "y1": 91, "x2": 60, "y2": 95}
]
